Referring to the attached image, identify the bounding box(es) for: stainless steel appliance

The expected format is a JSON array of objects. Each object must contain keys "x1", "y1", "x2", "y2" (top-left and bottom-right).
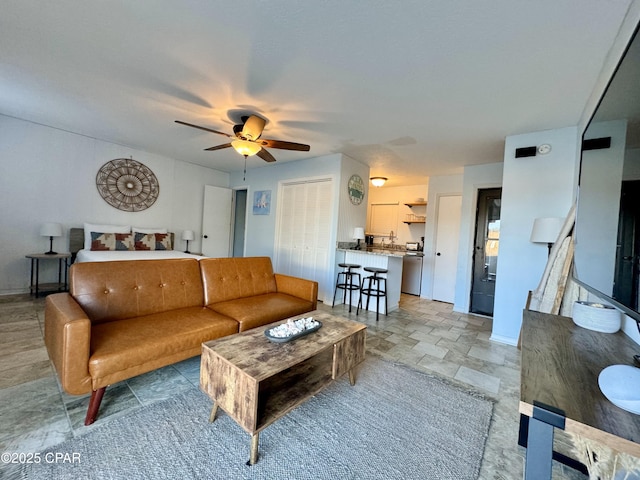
[
  {"x1": 402, "y1": 254, "x2": 423, "y2": 295},
  {"x1": 405, "y1": 241, "x2": 419, "y2": 251}
]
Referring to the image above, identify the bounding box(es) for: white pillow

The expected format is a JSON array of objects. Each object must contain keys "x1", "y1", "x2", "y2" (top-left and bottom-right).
[
  {"x1": 132, "y1": 226, "x2": 168, "y2": 234},
  {"x1": 84, "y1": 223, "x2": 131, "y2": 250}
]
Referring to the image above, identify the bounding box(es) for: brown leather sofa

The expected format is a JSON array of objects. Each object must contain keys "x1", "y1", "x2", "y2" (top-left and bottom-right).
[{"x1": 44, "y1": 256, "x2": 318, "y2": 425}]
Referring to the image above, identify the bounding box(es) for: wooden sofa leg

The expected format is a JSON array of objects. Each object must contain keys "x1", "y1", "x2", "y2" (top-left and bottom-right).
[{"x1": 85, "y1": 387, "x2": 106, "y2": 426}]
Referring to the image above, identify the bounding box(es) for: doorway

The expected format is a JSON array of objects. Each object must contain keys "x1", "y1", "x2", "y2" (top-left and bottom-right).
[
  {"x1": 614, "y1": 180, "x2": 640, "y2": 309},
  {"x1": 432, "y1": 195, "x2": 462, "y2": 303},
  {"x1": 470, "y1": 188, "x2": 502, "y2": 316},
  {"x1": 232, "y1": 189, "x2": 247, "y2": 257},
  {"x1": 201, "y1": 185, "x2": 232, "y2": 257}
]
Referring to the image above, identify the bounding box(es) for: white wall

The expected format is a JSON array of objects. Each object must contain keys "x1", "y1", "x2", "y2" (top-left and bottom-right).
[
  {"x1": 421, "y1": 174, "x2": 463, "y2": 299},
  {"x1": 229, "y1": 153, "x2": 369, "y2": 303},
  {"x1": 578, "y1": 2, "x2": 640, "y2": 131},
  {"x1": 454, "y1": 162, "x2": 504, "y2": 313},
  {"x1": 0, "y1": 114, "x2": 229, "y2": 295},
  {"x1": 338, "y1": 155, "x2": 370, "y2": 243},
  {"x1": 491, "y1": 126, "x2": 579, "y2": 345},
  {"x1": 229, "y1": 153, "x2": 343, "y2": 259}
]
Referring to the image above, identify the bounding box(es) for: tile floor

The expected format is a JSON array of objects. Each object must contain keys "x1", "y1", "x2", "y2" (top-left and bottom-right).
[{"x1": 0, "y1": 293, "x2": 587, "y2": 479}]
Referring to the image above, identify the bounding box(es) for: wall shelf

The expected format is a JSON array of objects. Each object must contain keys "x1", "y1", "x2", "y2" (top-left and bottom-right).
[
  {"x1": 404, "y1": 202, "x2": 427, "y2": 207},
  {"x1": 403, "y1": 220, "x2": 426, "y2": 225}
]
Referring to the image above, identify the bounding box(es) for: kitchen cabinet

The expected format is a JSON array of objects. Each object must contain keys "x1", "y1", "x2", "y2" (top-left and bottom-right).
[{"x1": 368, "y1": 203, "x2": 398, "y2": 235}]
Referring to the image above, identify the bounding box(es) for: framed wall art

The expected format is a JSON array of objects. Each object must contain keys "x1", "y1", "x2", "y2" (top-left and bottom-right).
[
  {"x1": 253, "y1": 190, "x2": 271, "y2": 215},
  {"x1": 96, "y1": 158, "x2": 159, "y2": 212}
]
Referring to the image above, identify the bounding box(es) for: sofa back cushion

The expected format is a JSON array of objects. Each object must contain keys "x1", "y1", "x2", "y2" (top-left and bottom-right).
[
  {"x1": 70, "y1": 259, "x2": 204, "y2": 324},
  {"x1": 200, "y1": 257, "x2": 277, "y2": 306}
]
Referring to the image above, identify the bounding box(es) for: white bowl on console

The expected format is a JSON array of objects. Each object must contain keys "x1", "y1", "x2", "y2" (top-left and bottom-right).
[
  {"x1": 572, "y1": 301, "x2": 621, "y2": 333},
  {"x1": 598, "y1": 364, "x2": 640, "y2": 415}
]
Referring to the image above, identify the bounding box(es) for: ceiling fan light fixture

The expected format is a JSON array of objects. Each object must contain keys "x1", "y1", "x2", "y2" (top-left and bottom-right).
[
  {"x1": 231, "y1": 139, "x2": 262, "y2": 157},
  {"x1": 370, "y1": 177, "x2": 388, "y2": 187}
]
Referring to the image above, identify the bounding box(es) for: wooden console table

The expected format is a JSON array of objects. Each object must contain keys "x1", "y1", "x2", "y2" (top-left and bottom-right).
[{"x1": 520, "y1": 309, "x2": 640, "y2": 479}]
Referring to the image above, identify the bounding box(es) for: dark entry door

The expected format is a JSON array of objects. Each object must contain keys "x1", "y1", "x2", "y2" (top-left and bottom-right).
[
  {"x1": 470, "y1": 188, "x2": 502, "y2": 316},
  {"x1": 614, "y1": 180, "x2": 640, "y2": 310}
]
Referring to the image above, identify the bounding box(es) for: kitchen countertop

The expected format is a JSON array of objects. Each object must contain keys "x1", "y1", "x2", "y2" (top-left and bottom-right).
[{"x1": 336, "y1": 247, "x2": 423, "y2": 257}]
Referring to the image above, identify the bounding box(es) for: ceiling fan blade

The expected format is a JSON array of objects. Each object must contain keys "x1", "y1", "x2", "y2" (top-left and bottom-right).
[
  {"x1": 175, "y1": 120, "x2": 231, "y2": 138},
  {"x1": 257, "y1": 148, "x2": 277, "y2": 163},
  {"x1": 241, "y1": 115, "x2": 266, "y2": 140},
  {"x1": 204, "y1": 143, "x2": 232, "y2": 151},
  {"x1": 259, "y1": 138, "x2": 310, "y2": 151}
]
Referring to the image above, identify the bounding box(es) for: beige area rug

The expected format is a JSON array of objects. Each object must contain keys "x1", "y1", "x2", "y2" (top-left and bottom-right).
[{"x1": 21, "y1": 357, "x2": 493, "y2": 480}]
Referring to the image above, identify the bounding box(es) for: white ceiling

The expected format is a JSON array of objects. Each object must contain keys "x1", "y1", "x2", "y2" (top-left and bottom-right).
[{"x1": 0, "y1": 0, "x2": 634, "y2": 186}]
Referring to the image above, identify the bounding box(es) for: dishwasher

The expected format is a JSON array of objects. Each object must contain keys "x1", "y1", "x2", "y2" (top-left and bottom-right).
[{"x1": 401, "y1": 254, "x2": 423, "y2": 295}]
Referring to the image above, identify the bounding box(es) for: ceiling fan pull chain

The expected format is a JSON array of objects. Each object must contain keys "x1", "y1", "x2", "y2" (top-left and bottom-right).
[{"x1": 243, "y1": 155, "x2": 247, "y2": 181}]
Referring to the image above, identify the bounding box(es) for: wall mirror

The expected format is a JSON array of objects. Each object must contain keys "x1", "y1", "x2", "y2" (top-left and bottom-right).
[{"x1": 574, "y1": 23, "x2": 640, "y2": 322}]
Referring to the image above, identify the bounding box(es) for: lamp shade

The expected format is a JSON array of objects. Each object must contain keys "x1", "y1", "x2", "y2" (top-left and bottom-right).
[
  {"x1": 181, "y1": 230, "x2": 195, "y2": 241},
  {"x1": 370, "y1": 177, "x2": 387, "y2": 187},
  {"x1": 353, "y1": 227, "x2": 365, "y2": 240},
  {"x1": 40, "y1": 222, "x2": 62, "y2": 237},
  {"x1": 530, "y1": 217, "x2": 564, "y2": 244},
  {"x1": 231, "y1": 139, "x2": 262, "y2": 157}
]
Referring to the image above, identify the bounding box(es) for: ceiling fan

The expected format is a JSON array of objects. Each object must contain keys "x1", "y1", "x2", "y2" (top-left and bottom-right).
[{"x1": 175, "y1": 115, "x2": 310, "y2": 163}]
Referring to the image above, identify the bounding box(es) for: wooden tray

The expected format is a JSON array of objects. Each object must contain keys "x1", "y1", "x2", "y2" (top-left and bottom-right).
[{"x1": 264, "y1": 321, "x2": 322, "y2": 343}]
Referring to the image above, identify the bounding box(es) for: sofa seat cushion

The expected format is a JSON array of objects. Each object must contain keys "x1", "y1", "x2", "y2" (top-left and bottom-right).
[
  {"x1": 208, "y1": 293, "x2": 315, "y2": 332},
  {"x1": 89, "y1": 307, "x2": 238, "y2": 387}
]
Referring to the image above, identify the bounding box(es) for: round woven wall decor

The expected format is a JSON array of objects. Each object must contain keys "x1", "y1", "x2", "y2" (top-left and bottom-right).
[{"x1": 96, "y1": 158, "x2": 159, "y2": 212}]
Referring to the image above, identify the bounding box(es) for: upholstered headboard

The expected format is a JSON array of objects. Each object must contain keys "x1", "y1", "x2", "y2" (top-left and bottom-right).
[
  {"x1": 68, "y1": 228, "x2": 176, "y2": 260},
  {"x1": 69, "y1": 228, "x2": 85, "y2": 256}
]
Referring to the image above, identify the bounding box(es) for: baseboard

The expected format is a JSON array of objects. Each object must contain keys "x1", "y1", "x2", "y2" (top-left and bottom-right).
[
  {"x1": 489, "y1": 333, "x2": 519, "y2": 346},
  {"x1": 0, "y1": 288, "x2": 30, "y2": 296}
]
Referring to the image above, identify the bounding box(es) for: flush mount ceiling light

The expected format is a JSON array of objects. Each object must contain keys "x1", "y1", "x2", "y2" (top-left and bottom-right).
[
  {"x1": 231, "y1": 139, "x2": 262, "y2": 157},
  {"x1": 370, "y1": 177, "x2": 387, "y2": 187}
]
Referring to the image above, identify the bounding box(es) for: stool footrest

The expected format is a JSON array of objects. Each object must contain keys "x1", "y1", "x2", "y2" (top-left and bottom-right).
[
  {"x1": 357, "y1": 274, "x2": 387, "y2": 321},
  {"x1": 332, "y1": 269, "x2": 362, "y2": 313}
]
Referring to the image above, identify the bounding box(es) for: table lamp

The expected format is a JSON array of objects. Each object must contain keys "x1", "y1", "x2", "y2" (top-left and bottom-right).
[
  {"x1": 41, "y1": 222, "x2": 62, "y2": 255},
  {"x1": 353, "y1": 227, "x2": 365, "y2": 250},
  {"x1": 530, "y1": 217, "x2": 564, "y2": 256},
  {"x1": 182, "y1": 230, "x2": 194, "y2": 253}
]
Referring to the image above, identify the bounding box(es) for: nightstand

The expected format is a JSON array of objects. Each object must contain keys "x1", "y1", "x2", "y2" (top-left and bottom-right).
[{"x1": 25, "y1": 253, "x2": 71, "y2": 297}]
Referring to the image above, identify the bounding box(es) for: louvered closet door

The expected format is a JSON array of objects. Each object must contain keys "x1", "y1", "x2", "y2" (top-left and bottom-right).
[{"x1": 276, "y1": 179, "x2": 333, "y2": 298}]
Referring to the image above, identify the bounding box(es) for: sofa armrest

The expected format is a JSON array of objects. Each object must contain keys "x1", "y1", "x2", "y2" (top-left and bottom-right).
[
  {"x1": 274, "y1": 273, "x2": 318, "y2": 310},
  {"x1": 44, "y1": 293, "x2": 93, "y2": 395}
]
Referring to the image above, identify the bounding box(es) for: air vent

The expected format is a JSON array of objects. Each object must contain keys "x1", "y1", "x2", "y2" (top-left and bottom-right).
[
  {"x1": 515, "y1": 146, "x2": 537, "y2": 158},
  {"x1": 582, "y1": 137, "x2": 611, "y2": 151}
]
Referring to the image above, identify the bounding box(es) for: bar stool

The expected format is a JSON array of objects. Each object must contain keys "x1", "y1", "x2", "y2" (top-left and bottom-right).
[
  {"x1": 357, "y1": 267, "x2": 388, "y2": 321},
  {"x1": 332, "y1": 263, "x2": 362, "y2": 313}
]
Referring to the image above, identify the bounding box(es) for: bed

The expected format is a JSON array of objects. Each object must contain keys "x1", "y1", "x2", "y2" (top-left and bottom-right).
[
  {"x1": 69, "y1": 226, "x2": 204, "y2": 263},
  {"x1": 75, "y1": 249, "x2": 203, "y2": 262}
]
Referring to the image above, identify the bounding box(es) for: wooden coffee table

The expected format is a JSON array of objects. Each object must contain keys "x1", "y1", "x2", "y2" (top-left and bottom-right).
[{"x1": 200, "y1": 310, "x2": 366, "y2": 465}]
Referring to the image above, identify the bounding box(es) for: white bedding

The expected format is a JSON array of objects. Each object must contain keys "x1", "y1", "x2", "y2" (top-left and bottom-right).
[{"x1": 75, "y1": 249, "x2": 203, "y2": 263}]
